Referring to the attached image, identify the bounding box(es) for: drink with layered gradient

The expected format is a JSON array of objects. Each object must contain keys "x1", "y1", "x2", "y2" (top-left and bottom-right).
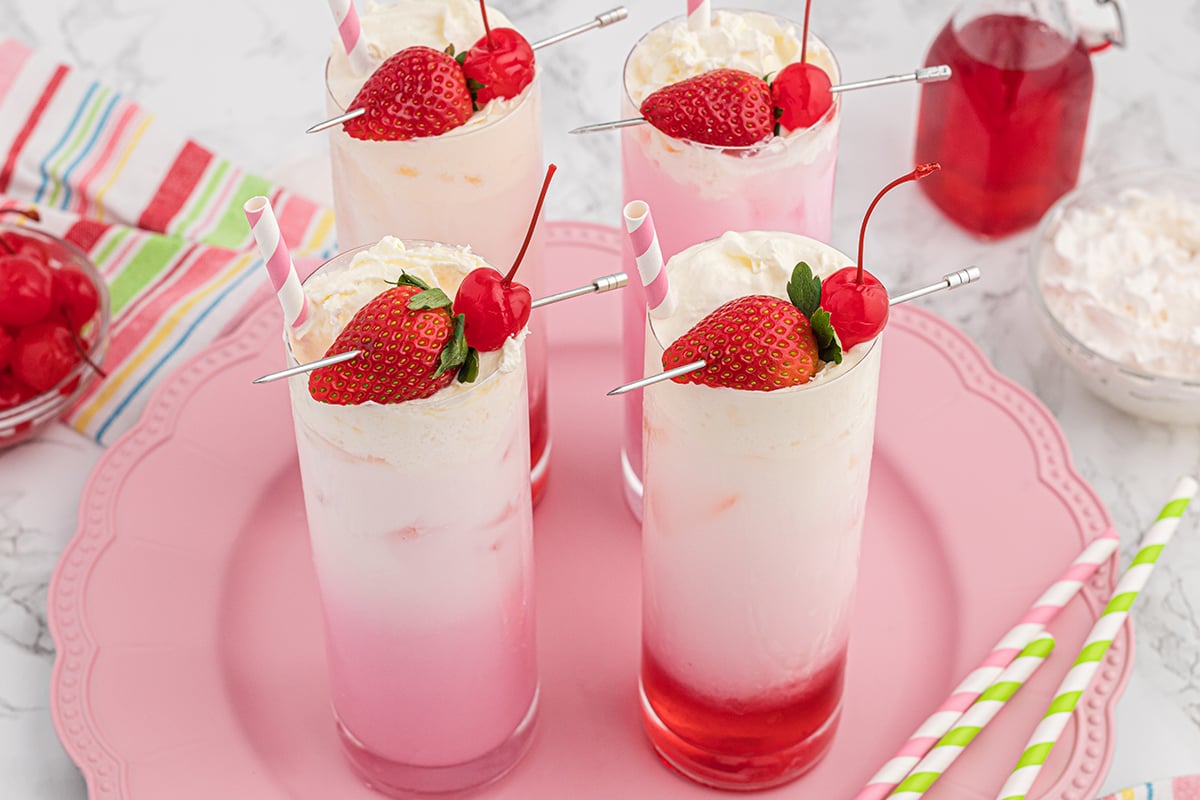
[
  {"x1": 325, "y1": 0, "x2": 551, "y2": 501},
  {"x1": 640, "y1": 231, "x2": 878, "y2": 790},
  {"x1": 287, "y1": 237, "x2": 537, "y2": 796},
  {"x1": 620, "y1": 10, "x2": 841, "y2": 517}
]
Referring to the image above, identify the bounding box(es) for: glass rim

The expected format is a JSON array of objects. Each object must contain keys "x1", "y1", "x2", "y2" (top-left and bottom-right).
[
  {"x1": 621, "y1": 9, "x2": 841, "y2": 153},
  {"x1": 287, "y1": 239, "x2": 525, "y2": 400},
  {"x1": 324, "y1": 57, "x2": 540, "y2": 141}
]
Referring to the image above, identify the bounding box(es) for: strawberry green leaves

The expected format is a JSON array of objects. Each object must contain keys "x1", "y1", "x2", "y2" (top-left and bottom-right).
[
  {"x1": 432, "y1": 311, "x2": 468, "y2": 379},
  {"x1": 392, "y1": 271, "x2": 431, "y2": 290},
  {"x1": 787, "y1": 261, "x2": 822, "y2": 318},
  {"x1": 787, "y1": 261, "x2": 843, "y2": 365},
  {"x1": 408, "y1": 287, "x2": 453, "y2": 310},
  {"x1": 810, "y1": 309, "x2": 842, "y2": 364}
]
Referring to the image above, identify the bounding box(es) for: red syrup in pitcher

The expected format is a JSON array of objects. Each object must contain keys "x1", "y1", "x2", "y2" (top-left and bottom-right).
[{"x1": 915, "y1": 13, "x2": 1094, "y2": 238}]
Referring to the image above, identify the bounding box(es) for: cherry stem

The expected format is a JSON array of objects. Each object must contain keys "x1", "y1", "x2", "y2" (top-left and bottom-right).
[
  {"x1": 478, "y1": 0, "x2": 494, "y2": 48},
  {"x1": 0, "y1": 207, "x2": 41, "y2": 222},
  {"x1": 0, "y1": 207, "x2": 42, "y2": 254},
  {"x1": 56, "y1": 306, "x2": 108, "y2": 380},
  {"x1": 801, "y1": 0, "x2": 813, "y2": 64},
  {"x1": 855, "y1": 162, "x2": 940, "y2": 284},
  {"x1": 503, "y1": 163, "x2": 556, "y2": 286}
]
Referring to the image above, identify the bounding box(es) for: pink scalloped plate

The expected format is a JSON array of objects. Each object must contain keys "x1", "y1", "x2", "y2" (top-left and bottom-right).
[{"x1": 48, "y1": 222, "x2": 1130, "y2": 799}]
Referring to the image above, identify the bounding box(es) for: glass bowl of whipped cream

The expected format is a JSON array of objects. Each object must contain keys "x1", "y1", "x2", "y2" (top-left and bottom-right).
[{"x1": 1029, "y1": 168, "x2": 1200, "y2": 425}]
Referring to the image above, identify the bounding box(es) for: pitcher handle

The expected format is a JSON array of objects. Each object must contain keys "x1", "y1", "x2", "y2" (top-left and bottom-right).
[{"x1": 1089, "y1": 0, "x2": 1127, "y2": 53}]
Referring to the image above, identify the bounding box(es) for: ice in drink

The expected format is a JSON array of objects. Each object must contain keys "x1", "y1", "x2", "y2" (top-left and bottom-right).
[
  {"x1": 288, "y1": 237, "x2": 537, "y2": 796},
  {"x1": 640, "y1": 231, "x2": 880, "y2": 789},
  {"x1": 620, "y1": 10, "x2": 841, "y2": 516},
  {"x1": 325, "y1": 0, "x2": 551, "y2": 501}
]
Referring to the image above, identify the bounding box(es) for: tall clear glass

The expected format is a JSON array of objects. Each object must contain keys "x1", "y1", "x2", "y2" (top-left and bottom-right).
[
  {"x1": 325, "y1": 62, "x2": 552, "y2": 504},
  {"x1": 638, "y1": 234, "x2": 879, "y2": 790},
  {"x1": 619, "y1": 12, "x2": 842, "y2": 519},
  {"x1": 286, "y1": 245, "x2": 538, "y2": 796}
]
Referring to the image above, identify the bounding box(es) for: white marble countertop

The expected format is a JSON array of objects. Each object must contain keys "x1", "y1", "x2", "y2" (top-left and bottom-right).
[{"x1": 1, "y1": 0, "x2": 1198, "y2": 797}]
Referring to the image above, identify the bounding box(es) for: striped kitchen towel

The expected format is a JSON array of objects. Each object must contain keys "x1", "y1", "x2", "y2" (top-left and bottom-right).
[
  {"x1": 0, "y1": 38, "x2": 336, "y2": 445},
  {"x1": 1102, "y1": 777, "x2": 1200, "y2": 799}
]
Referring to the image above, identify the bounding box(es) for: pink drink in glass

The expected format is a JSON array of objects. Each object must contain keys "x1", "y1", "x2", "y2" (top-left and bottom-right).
[
  {"x1": 619, "y1": 11, "x2": 841, "y2": 518},
  {"x1": 325, "y1": 0, "x2": 551, "y2": 504},
  {"x1": 640, "y1": 231, "x2": 879, "y2": 789},
  {"x1": 287, "y1": 239, "x2": 537, "y2": 796}
]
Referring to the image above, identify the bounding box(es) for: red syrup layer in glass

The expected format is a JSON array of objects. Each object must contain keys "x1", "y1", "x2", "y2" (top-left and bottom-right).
[{"x1": 915, "y1": 13, "x2": 1093, "y2": 238}]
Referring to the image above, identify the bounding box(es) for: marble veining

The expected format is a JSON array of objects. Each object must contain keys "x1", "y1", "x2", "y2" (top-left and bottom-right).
[{"x1": 1, "y1": 0, "x2": 1199, "y2": 797}]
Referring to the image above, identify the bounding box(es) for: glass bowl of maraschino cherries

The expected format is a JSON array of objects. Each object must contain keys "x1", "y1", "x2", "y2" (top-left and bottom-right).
[{"x1": 0, "y1": 208, "x2": 109, "y2": 449}]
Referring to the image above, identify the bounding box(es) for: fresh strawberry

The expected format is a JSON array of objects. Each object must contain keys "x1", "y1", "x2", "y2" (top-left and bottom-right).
[
  {"x1": 663, "y1": 295, "x2": 820, "y2": 390},
  {"x1": 343, "y1": 46, "x2": 473, "y2": 142},
  {"x1": 640, "y1": 69, "x2": 774, "y2": 147},
  {"x1": 662, "y1": 263, "x2": 843, "y2": 391},
  {"x1": 458, "y1": 0, "x2": 535, "y2": 107},
  {"x1": 308, "y1": 277, "x2": 478, "y2": 405}
]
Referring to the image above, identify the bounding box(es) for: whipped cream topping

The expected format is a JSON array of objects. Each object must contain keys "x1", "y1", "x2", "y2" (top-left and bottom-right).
[
  {"x1": 624, "y1": 10, "x2": 837, "y2": 120},
  {"x1": 1039, "y1": 189, "x2": 1200, "y2": 381},
  {"x1": 325, "y1": 0, "x2": 529, "y2": 127},
  {"x1": 655, "y1": 230, "x2": 871, "y2": 386}
]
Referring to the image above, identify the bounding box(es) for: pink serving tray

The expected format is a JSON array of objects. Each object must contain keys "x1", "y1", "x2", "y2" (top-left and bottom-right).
[{"x1": 48, "y1": 222, "x2": 1130, "y2": 800}]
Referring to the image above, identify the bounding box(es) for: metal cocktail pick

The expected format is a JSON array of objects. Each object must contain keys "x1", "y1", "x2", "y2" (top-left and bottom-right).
[
  {"x1": 253, "y1": 271, "x2": 628, "y2": 384},
  {"x1": 606, "y1": 266, "x2": 980, "y2": 396},
  {"x1": 570, "y1": 65, "x2": 952, "y2": 136},
  {"x1": 308, "y1": 7, "x2": 630, "y2": 135}
]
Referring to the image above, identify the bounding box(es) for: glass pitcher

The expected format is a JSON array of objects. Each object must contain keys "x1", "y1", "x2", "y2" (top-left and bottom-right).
[{"x1": 913, "y1": 0, "x2": 1126, "y2": 239}]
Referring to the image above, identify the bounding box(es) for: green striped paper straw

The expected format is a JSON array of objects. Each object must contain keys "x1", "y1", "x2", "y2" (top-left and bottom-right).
[
  {"x1": 995, "y1": 476, "x2": 1198, "y2": 800},
  {"x1": 890, "y1": 635, "x2": 1057, "y2": 799}
]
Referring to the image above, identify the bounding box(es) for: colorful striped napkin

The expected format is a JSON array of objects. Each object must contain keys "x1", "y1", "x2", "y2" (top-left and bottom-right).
[
  {"x1": 1101, "y1": 777, "x2": 1200, "y2": 799},
  {"x1": 0, "y1": 38, "x2": 336, "y2": 445}
]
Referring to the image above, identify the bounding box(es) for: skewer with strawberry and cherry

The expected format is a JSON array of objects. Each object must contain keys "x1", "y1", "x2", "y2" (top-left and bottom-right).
[
  {"x1": 311, "y1": 2, "x2": 629, "y2": 139},
  {"x1": 573, "y1": 0, "x2": 950, "y2": 145},
  {"x1": 609, "y1": 163, "x2": 981, "y2": 396},
  {"x1": 250, "y1": 164, "x2": 628, "y2": 390}
]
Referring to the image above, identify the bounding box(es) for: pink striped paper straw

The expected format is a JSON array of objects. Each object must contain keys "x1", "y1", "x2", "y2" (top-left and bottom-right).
[
  {"x1": 854, "y1": 528, "x2": 1121, "y2": 800},
  {"x1": 623, "y1": 200, "x2": 674, "y2": 319},
  {"x1": 244, "y1": 196, "x2": 310, "y2": 330},
  {"x1": 327, "y1": 0, "x2": 373, "y2": 75},
  {"x1": 686, "y1": 0, "x2": 711, "y2": 31}
]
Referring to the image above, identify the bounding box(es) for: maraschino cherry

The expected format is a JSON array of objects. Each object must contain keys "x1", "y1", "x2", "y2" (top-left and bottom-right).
[
  {"x1": 460, "y1": 0, "x2": 536, "y2": 106},
  {"x1": 822, "y1": 163, "x2": 941, "y2": 349},
  {"x1": 0, "y1": 208, "x2": 54, "y2": 327},
  {"x1": 453, "y1": 164, "x2": 556, "y2": 351},
  {"x1": 770, "y1": 0, "x2": 833, "y2": 131}
]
